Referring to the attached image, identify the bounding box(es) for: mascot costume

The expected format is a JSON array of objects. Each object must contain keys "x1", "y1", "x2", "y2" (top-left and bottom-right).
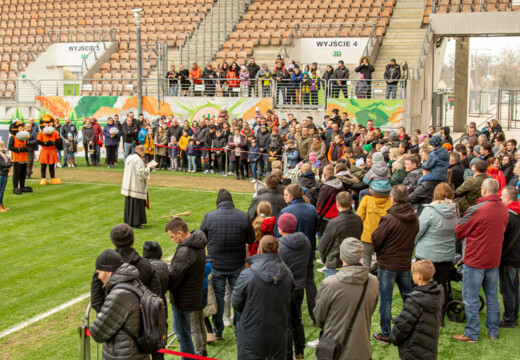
[
  {"x1": 8, "y1": 119, "x2": 33, "y2": 195},
  {"x1": 37, "y1": 113, "x2": 62, "y2": 185}
]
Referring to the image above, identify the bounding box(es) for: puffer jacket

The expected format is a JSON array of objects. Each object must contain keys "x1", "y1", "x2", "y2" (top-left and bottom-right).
[
  {"x1": 501, "y1": 162, "x2": 514, "y2": 183},
  {"x1": 201, "y1": 200, "x2": 255, "y2": 271},
  {"x1": 149, "y1": 259, "x2": 169, "y2": 313},
  {"x1": 286, "y1": 147, "x2": 300, "y2": 167},
  {"x1": 247, "y1": 187, "x2": 286, "y2": 221},
  {"x1": 402, "y1": 168, "x2": 423, "y2": 193},
  {"x1": 372, "y1": 203, "x2": 419, "y2": 271},
  {"x1": 169, "y1": 230, "x2": 208, "y2": 311},
  {"x1": 391, "y1": 281, "x2": 444, "y2": 360},
  {"x1": 335, "y1": 170, "x2": 360, "y2": 191},
  {"x1": 390, "y1": 168, "x2": 407, "y2": 186},
  {"x1": 90, "y1": 263, "x2": 148, "y2": 360},
  {"x1": 418, "y1": 147, "x2": 449, "y2": 185},
  {"x1": 455, "y1": 173, "x2": 491, "y2": 214},
  {"x1": 232, "y1": 253, "x2": 294, "y2": 360},
  {"x1": 415, "y1": 201, "x2": 457, "y2": 262},
  {"x1": 279, "y1": 232, "x2": 311, "y2": 290},
  {"x1": 91, "y1": 247, "x2": 161, "y2": 313},
  {"x1": 103, "y1": 123, "x2": 120, "y2": 147},
  {"x1": 296, "y1": 171, "x2": 319, "y2": 190},
  {"x1": 363, "y1": 162, "x2": 391, "y2": 184},
  {"x1": 407, "y1": 180, "x2": 445, "y2": 212},
  {"x1": 316, "y1": 177, "x2": 344, "y2": 219},
  {"x1": 319, "y1": 210, "x2": 364, "y2": 269},
  {"x1": 350, "y1": 164, "x2": 366, "y2": 181},
  {"x1": 502, "y1": 201, "x2": 520, "y2": 267},
  {"x1": 357, "y1": 195, "x2": 392, "y2": 244}
]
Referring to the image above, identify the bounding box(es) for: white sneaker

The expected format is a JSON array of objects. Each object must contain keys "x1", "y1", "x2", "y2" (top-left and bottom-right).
[
  {"x1": 68, "y1": 164, "x2": 72, "y2": 168},
  {"x1": 250, "y1": 178, "x2": 256, "y2": 183},
  {"x1": 227, "y1": 171, "x2": 234, "y2": 176},
  {"x1": 223, "y1": 318, "x2": 232, "y2": 327},
  {"x1": 317, "y1": 266, "x2": 327, "y2": 273},
  {"x1": 316, "y1": 258, "x2": 324, "y2": 265},
  {"x1": 307, "y1": 339, "x2": 319, "y2": 348},
  {"x1": 56, "y1": 162, "x2": 62, "y2": 168}
]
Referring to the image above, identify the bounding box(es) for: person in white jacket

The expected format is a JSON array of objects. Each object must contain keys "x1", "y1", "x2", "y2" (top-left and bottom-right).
[{"x1": 121, "y1": 145, "x2": 156, "y2": 229}]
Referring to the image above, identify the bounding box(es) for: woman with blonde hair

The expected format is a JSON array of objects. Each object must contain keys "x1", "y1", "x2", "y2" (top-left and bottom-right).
[
  {"x1": 355, "y1": 56, "x2": 375, "y2": 98},
  {"x1": 414, "y1": 182, "x2": 458, "y2": 327},
  {"x1": 250, "y1": 201, "x2": 275, "y2": 256}
]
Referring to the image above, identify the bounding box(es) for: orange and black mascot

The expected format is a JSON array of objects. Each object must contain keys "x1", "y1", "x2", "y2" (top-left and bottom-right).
[
  {"x1": 8, "y1": 119, "x2": 33, "y2": 195},
  {"x1": 37, "y1": 113, "x2": 62, "y2": 185}
]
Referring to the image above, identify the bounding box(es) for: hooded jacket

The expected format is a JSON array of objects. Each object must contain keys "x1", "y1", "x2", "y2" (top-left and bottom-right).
[
  {"x1": 390, "y1": 281, "x2": 444, "y2": 360},
  {"x1": 357, "y1": 195, "x2": 393, "y2": 244},
  {"x1": 407, "y1": 180, "x2": 444, "y2": 211},
  {"x1": 402, "y1": 168, "x2": 423, "y2": 193},
  {"x1": 274, "y1": 198, "x2": 319, "y2": 252},
  {"x1": 169, "y1": 230, "x2": 208, "y2": 311},
  {"x1": 247, "y1": 187, "x2": 286, "y2": 222},
  {"x1": 319, "y1": 210, "x2": 364, "y2": 268},
  {"x1": 456, "y1": 194, "x2": 509, "y2": 269},
  {"x1": 90, "y1": 264, "x2": 148, "y2": 360},
  {"x1": 314, "y1": 265, "x2": 379, "y2": 360},
  {"x1": 384, "y1": 64, "x2": 401, "y2": 83},
  {"x1": 500, "y1": 162, "x2": 514, "y2": 183},
  {"x1": 415, "y1": 201, "x2": 457, "y2": 262},
  {"x1": 286, "y1": 147, "x2": 300, "y2": 168},
  {"x1": 316, "y1": 176, "x2": 344, "y2": 220},
  {"x1": 201, "y1": 191, "x2": 255, "y2": 271},
  {"x1": 232, "y1": 253, "x2": 294, "y2": 360},
  {"x1": 502, "y1": 201, "x2": 520, "y2": 267},
  {"x1": 372, "y1": 203, "x2": 419, "y2": 271},
  {"x1": 418, "y1": 147, "x2": 449, "y2": 185},
  {"x1": 296, "y1": 171, "x2": 319, "y2": 190},
  {"x1": 449, "y1": 162, "x2": 465, "y2": 190},
  {"x1": 279, "y1": 232, "x2": 311, "y2": 290},
  {"x1": 363, "y1": 162, "x2": 391, "y2": 184}
]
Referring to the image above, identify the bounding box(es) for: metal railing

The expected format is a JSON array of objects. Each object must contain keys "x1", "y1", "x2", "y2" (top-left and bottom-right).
[
  {"x1": 429, "y1": 0, "x2": 512, "y2": 13},
  {"x1": 81, "y1": 29, "x2": 119, "y2": 74},
  {"x1": 497, "y1": 89, "x2": 520, "y2": 130},
  {"x1": 416, "y1": 23, "x2": 434, "y2": 80},
  {"x1": 162, "y1": 77, "x2": 276, "y2": 98},
  {"x1": 0, "y1": 78, "x2": 42, "y2": 102}
]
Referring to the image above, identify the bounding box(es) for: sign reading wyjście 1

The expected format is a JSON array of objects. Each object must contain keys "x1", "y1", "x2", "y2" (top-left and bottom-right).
[{"x1": 294, "y1": 38, "x2": 369, "y2": 64}]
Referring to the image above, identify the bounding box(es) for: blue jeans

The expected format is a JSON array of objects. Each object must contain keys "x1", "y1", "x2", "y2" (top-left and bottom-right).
[
  {"x1": 261, "y1": 154, "x2": 270, "y2": 176},
  {"x1": 325, "y1": 267, "x2": 339, "y2": 278},
  {"x1": 212, "y1": 267, "x2": 242, "y2": 336},
  {"x1": 499, "y1": 265, "x2": 519, "y2": 324},
  {"x1": 358, "y1": 188, "x2": 370, "y2": 205},
  {"x1": 57, "y1": 149, "x2": 62, "y2": 163},
  {"x1": 386, "y1": 83, "x2": 398, "y2": 99},
  {"x1": 171, "y1": 305, "x2": 194, "y2": 360},
  {"x1": 169, "y1": 84, "x2": 179, "y2": 96},
  {"x1": 379, "y1": 268, "x2": 412, "y2": 337},
  {"x1": 250, "y1": 161, "x2": 257, "y2": 179},
  {"x1": 187, "y1": 155, "x2": 196, "y2": 171},
  {"x1": 463, "y1": 265, "x2": 500, "y2": 340},
  {"x1": 0, "y1": 174, "x2": 7, "y2": 205},
  {"x1": 123, "y1": 142, "x2": 134, "y2": 163},
  {"x1": 277, "y1": 84, "x2": 287, "y2": 104}
]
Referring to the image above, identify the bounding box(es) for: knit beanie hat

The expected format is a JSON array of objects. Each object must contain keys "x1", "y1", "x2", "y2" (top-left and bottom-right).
[
  {"x1": 392, "y1": 159, "x2": 404, "y2": 170},
  {"x1": 143, "y1": 241, "x2": 163, "y2": 260},
  {"x1": 380, "y1": 146, "x2": 389, "y2": 154},
  {"x1": 309, "y1": 153, "x2": 317, "y2": 163},
  {"x1": 474, "y1": 145, "x2": 481, "y2": 155},
  {"x1": 95, "y1": 249, "x2": 123, "y2": 272},
  {"x1": 469, "y1": 157, "x2": 479, "y2": 168},
  {"x1": 388, "y1": 132, "x2": 398, "y2": 141},
  {"x1": 216, "y1": 188, "x2": 233, "y2": 206},
  {"x1": 369, "y1": 179, "x2": 391, "y2": 197},
  {"x1": 340, "y1": 237, "x2": 364, "y2": 265},
  {"x1": 110, "y1": 223, "x2": 135, "y2": 248},
  {"x1": 363, "y1": 144, "x2": 373, "y2": 153},
  {"x1": 442, "y1": 143, "x2": 452, "y2": 151},
  {"x1": 372, "y1": 152, "x2": 384, "y2": 163},
  {"x1": 278, "y1": 213, "x2": 298, "y2": 234},
  {"x1": 429, "y1": 136, "x2": 442, "y2": 148},
  {"x1": 355, "y1": 158, "x2": 365, "y2": 167}
]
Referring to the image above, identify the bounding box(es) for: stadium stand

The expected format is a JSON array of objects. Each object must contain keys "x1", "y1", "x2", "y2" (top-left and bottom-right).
[
  {"x1": 422, "y1": 0, "x2": 515, "y2": 24},
  {"x1": 214, "y1": 0, "x2": 395, "y2": 66}
]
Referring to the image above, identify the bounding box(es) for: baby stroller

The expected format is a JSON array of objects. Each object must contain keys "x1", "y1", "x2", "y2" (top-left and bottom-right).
[{"x1": 445, "y1": 254, "x2": 486, "y2": 323}]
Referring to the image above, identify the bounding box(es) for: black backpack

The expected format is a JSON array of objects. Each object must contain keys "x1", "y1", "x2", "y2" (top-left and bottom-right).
[{"x1": 113, "y1": 282, "x2": 167, "y2": 354}]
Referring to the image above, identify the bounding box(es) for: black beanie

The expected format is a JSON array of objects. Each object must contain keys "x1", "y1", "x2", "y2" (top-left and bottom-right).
[
  {"x1": 143, "y1": 241, "x2": 162, "y2": 260},
  {"x1": 216, "y1": 188, "x2": 233, "y2": 206},
  {"x1": 110, "y1": 223, "x2": 135, "y2": 248},
  {"x1": 96, "y1": 249, "x2": 123, "y2": 272}
]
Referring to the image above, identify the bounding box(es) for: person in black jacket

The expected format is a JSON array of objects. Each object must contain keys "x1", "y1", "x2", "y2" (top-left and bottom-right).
[
  {"x1": 200, "y1": 189, "x2": 255, "y2": 339},
  {"x1": 384, "y1": 59, "x2": 401, "y2": 99},
  {"x1": 247, "y1": 174, "x2": 286, "y2": 221},
  {"x1": 90, "y1": 224, "x2": 161, "y2": 313},
  {"x1": 278, "y1": 214, "x2": 310, "y2": 360},
  {"x1": 202, "y1": 64, "x2": 217, "y2": 96},
  {"x1": 407, "y1": 179, "x2": 445, "y2": 214},
  {"x1": 247, "y1": 58, "x2": 260, "y2": 96},
  {"x1": 121, "y1": 116, "x2": 139, "y2": 162},
  {"x1": 166, "y1": 65, "x2": 179, "y2": 96},
  {"x1": 390, "y1": 260, "x2": 444, "y2": 360},
  {"x1": 178, "y1": 65, "x2": 191, "y2": 96},
  {"x1": 332, "y1": 60, "x2": 349, "y2": 98},
  {"x1": 355, "y1": 56, "x2": 375, "y2": 99},
  {"x1": 90, "y1": 250, "x2": 148, "y2": 360},
  {"x1": 25, "y1": 122, "x2": 39, "y2": 178},
  {"x1": 166, "y1": 217, "x2": 208, "y2": 359},
  {"x1": 499, "y1": 186, "x2": 520, "y2": 328},
  {"x1": 318, "y1": 192, "x2": 363, "y2": 277},
  {"x1": 449, "y1": 152, "x2": 465, "y2": 190},
  {"x1": 232, "y1": 235, "x2": 294, "y2": 360}
]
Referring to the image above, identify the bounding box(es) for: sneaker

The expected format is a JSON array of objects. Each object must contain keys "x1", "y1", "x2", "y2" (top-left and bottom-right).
[
  {"x1": 227, "y1": 171, "x2": 234, "y2": 176},
  {"x1": 215, "y1": 334, "x2": 224, "y2": 341},
  {"x1": 372, "y1": 333, "x2": 391, "y2": 344},
  {"x1": 250, "y1": 178, "x2": 256, "y2": 183},
  {"x1": 316, "y1": 258, "x2": 324, "y2": 265},
  {"x1": 317, "y1": 266, "x2": 326, "y2": 273},
  {"x1": 56, "y1": 162, "x2": 62, "y2": 168},
  {"x1": 206, "y1": 333, "x2": 216, "y2": 343},
  {"x1": 498, "y1": 320, "x2": 515, "y2": 328},
  {"x1": 223, "y1": 317, "x2": 232, "y2": 327},
  {"x1": 307, "y1": 339, "x2": 319, "y2": 348},
  {"x1": 209, "y1": 170, "x2": 214, "y2": 174},
  {"x1": 452, "y1": 334, "x2": 478, "y2": 343},
  {"x1": 203, "y1": 170, "x2": 209, "y2": 174}
]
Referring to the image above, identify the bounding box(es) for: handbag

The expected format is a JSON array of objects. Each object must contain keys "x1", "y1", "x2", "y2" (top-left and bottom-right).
[
  {"x1": 203, "y1": 275, "x2": 218, "y2": 318},
  {"x1": 316, "y1": 279, "x2": 369, "y2": 360}
]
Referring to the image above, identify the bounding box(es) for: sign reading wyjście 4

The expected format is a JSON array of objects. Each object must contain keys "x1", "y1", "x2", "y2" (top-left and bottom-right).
[{"x1": 295, "y1": 38, "x2": 369, "y2": 64}]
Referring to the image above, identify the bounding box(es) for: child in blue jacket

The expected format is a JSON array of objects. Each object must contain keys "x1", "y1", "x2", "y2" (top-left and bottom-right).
[
  {"x1": 285, "y1": 139, "x2": 300, "y2": 169},
  {"x1": 248, "y1": 138, "x2": 262, "y2": 180},
  {"x1": 186, "y1": 139, "x2": 197, "y2": 173},
  {"x1": 418, "y1": 136, "x2": 449, "y2": 185}
]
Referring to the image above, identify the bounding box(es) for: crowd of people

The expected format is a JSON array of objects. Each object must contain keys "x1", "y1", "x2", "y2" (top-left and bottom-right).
[
  {"x1": 82, "y1": 110, "x2": 520, "y2": 360},
  {"x1": 164, "y1": 56, "x2": 406, "y2": 103}
]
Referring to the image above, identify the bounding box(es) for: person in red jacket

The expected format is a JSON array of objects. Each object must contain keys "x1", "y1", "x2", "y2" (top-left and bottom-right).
[
  {"x1": 315, "y1": 164, "x2": 343, "y2": 235},
  {"x1": 91, "y1": 118, "x2": 104, "y2": 166},
  {"x1": 453, "y1": 178, "x2": 509, "y2": 343},
  {"x1": 487, "y1": 157, "x2": 507, "y2": 195},
  {"x1": 226, "y1": 62, "x2": 240, "y2": 97},
  {"x1": 189, "y1": 63, "x2": 202, "y2": 96}
]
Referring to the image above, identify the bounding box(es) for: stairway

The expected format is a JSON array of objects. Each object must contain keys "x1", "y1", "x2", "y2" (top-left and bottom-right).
[
  {"x1": 373, "y1": 0, "x2": 428, "y2": 80},
  {"x1": 251, "y1": 45, "x2": 283, "y2": 69}
]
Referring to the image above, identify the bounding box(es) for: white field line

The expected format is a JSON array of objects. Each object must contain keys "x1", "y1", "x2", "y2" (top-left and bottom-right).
[{"x1": 0, "y1": 292, "x2": 90, "y2": 339}]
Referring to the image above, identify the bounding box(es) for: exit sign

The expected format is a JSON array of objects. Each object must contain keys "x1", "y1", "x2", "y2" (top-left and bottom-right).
[
  {"x1": 333, "y1": 51, "x2": 341, "y2": 56},
  {"x1": 81, "y1": 54, "x2": 87, "y2": 59}
]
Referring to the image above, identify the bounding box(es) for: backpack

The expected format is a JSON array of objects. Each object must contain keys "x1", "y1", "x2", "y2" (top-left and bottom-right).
[{"x1": 113, "y1": 282, "x2": 167, "y2": 354}]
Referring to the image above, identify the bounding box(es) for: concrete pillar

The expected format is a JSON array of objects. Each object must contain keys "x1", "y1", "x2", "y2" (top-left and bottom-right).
[{"x1": 453, "y1": 37, "x2": 470, "y2": 132}]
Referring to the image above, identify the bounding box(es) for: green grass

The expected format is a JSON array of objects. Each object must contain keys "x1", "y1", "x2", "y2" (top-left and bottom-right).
[{"x1": 0, "y1": 174, "x2": 519, "y2": 359}]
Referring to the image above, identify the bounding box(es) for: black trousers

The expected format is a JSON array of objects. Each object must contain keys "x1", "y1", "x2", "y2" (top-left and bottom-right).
[
  {"x1": 41, "y1": 163, "x2": 55, "y2": 179},
  {"x1": 12, "y1": 162, "x2": 27, "y2": 189},
  {"x1": 181, "y1": 150, "x2": 188, "y2": 170},
  {"x1": 214, "y1": 153, "x2": 225, "y2": 173},
  {"x1": 106, "y1": 145, "x2": 117, "y2": 165},
  {"x1": 306, "y1": 256, "x2": 317, "y2": 325},
  {"x1": 195, "y1": 150, "x2": 203, "y2": 171},
  {"x1": 287, "y1": 288, "x2": 305, "y2": 359},
  {"x1": 234, "y1": 158, "x2": 246, "y2": 179},
  {"x1": 83, "y1": 142, "x2": 90, "y2": 165}
]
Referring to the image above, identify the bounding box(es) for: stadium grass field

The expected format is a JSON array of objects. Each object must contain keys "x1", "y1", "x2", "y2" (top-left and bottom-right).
[{"x1": 0, "y1": 164, "x2": 519, "y2": 360}]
